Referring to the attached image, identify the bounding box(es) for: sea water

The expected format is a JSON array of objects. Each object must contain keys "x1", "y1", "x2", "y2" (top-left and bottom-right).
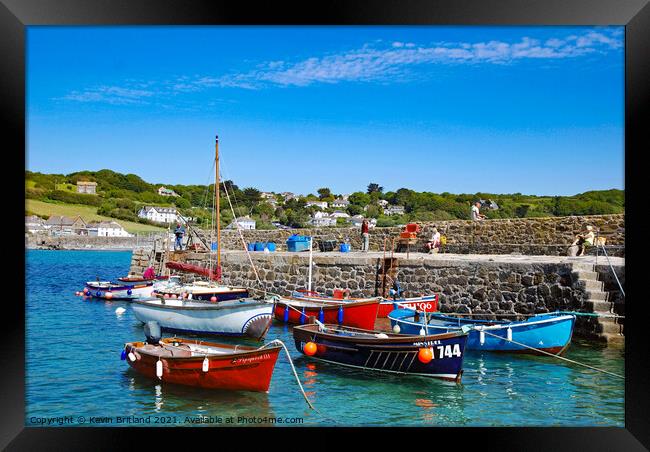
[{"x1": 25, "y1": 250, "x2": 624, "y2": 427}]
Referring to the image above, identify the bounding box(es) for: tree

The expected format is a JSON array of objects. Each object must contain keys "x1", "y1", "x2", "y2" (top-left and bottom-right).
[
  {"x1": 317, "y1": 187, "x2": 332, "y2": 199},
  {"x1": 367, "y1": 183, "x2": 383, "y2": 194},
  {"x1": 241, "y1": 187, "x2": 261, "y2": 208}
]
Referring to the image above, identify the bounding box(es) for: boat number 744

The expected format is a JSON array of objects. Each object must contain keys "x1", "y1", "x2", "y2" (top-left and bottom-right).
[{"x1": 434, "y1": 344, "x2": 462, "y2": 359}]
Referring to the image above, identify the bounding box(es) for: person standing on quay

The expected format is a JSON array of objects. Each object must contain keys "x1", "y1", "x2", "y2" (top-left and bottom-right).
[
  {"x1": 174, "y1": 222, "x2": 186, "y2": 251},
  {"x1": 361, "y1": 219, "x2": 370, "y2": 252}
]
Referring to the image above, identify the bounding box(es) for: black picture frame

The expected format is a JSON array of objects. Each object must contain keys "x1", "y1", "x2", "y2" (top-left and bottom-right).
[{"x1": 6, "y1": 0, "x2": 648, "y2": 449}]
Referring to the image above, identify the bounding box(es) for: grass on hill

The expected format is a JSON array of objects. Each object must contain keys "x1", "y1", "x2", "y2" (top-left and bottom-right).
[{"x1": 26, "y1": 200, "x2": 166, "y2": 234}]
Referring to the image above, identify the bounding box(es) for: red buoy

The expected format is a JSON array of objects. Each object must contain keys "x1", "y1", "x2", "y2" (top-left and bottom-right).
[
  {"x1": 418, "y1": 348, "x2": 433, "y2": 364},
  {"x1": 304, "y1": 342, "x2": 317, "y2": 356},
  {"x1": 210, "y1": 296, "x2": 217, "y2": 302}
]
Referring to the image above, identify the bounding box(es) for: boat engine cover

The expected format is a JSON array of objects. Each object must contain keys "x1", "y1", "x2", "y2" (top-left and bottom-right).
[{"x1": 144, "y1": 321, "x2": 162, "y2": 345}]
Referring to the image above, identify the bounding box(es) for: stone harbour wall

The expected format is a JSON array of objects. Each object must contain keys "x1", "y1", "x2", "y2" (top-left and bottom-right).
[
  {"x1": 214, "y1": 214, "x2": 625, "y2": 257},
  {"x1": 165, "y1": 251, "x2": 624, "y2": 339}
]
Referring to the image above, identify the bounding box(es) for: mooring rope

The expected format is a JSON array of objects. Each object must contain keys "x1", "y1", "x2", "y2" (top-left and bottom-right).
[
  {"x1": 598, "y1": 243, "x2": 625, "y2": 298},
  {"x1": 479, "y1": 329, "x2": 624, "y2": 379},
  {"x1": 258, "y1": 339, "x2": 337, "y2": 423}
]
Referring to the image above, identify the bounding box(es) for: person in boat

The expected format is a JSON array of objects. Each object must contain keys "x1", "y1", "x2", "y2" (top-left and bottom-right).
[
  {"x1": 568, "y1": 225, "x2": 596, "y2": 256},
  {"x1": 174, "y1": 223, "x2": 186, "y2": 251},
  {"x1": 425, "y1": 227, "x2": 441, "y2": 254},
  {"x1": 471, "y1": 201, "x2": 486, "y2": 221},
  {"x1": 360, "y1": 219, "x2": 370, "y2": 252}
]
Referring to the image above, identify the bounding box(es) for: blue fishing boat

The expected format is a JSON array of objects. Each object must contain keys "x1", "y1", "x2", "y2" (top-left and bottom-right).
[
  {"x1": 388, "y1": 308, "x2": 575, "y2": 355},
  {"x1": 292, "y1": 322, "x2": 469, "y2": 382}
]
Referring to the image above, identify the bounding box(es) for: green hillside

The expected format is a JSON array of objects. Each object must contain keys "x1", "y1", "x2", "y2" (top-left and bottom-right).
[{"x1": 25, "y1": 169, "x2": 624, "y2": 230}]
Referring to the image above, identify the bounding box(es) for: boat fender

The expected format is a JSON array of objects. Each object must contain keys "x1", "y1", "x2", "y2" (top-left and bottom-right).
[
  {"x1": 128, "y1": 352, "x2": 136, "y2": 362},
  {"x1": 419, "y1": 328, "x2": 426, "y2": 336},
  {"x1": 105, "y1": 292, "x2": 113, "y2": 299},
  {"x1": 283, "y1": 306, "x2": 289, "y2": 323},
  {"x1": 120, "y1": 350, "x2": 127, "y2": 360},
  {"x1": 188, "y1": 293, "x2": 192, "y2": 300},
  {"x1": 210, "y1": 296, "x2": 217, "y2": 302},
  {"x1": 156, "y1": 359, "x2": 163, "y2": 379},
  {"x1": 507, "y1": 328, "x2": 513, "y2": 341},
  {"x1": 96, "y1": 291, "x2": 102, "y2": 298},
  {"x1": 479, "y1": 330, "x2": 485, "y2": 345},
  {"x1": 318, "y1": 308, "x2": 324, "y2": 323},
  {"x1": 300, "y1": 308, "x2": 306, "y2": 325},
  {"x1": 418, "y1": 348, "x2": 433, "y2": 364},
  {"x1": 83, "y1": 287, "x2": 89, "y2": 294},
  {"x1": 392, "y1": 324, "x2": 401, "y2": 334},
  {"x1": 127, "y1": 289, "x2": 132, "y2": 296},
  {"x1": 202, "y1": 357, "x2": 209, "y2": 372},
  {"x1": 337, "y1": 305, "x2": 344, "y2": 324}
]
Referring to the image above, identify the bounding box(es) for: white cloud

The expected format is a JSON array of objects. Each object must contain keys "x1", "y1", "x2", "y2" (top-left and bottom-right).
[{"x1": 59, "y1": 28, "x2": 622, "y2": 103}]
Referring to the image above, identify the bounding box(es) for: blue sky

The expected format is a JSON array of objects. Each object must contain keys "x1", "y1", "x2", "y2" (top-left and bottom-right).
[{"x1": 26, "y1": 26, "x2": 624, "y2": 196}]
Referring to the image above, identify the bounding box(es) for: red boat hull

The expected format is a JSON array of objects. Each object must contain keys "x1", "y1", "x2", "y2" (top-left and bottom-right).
[
  {"x1": 125, "y1": 343, "x2": 280, "y2": 392},
  {"x1": 377, "y1": 296, "x2": 439, "y2": 318},
  {"x1": 273, "y1": 298, "x2": 379, "y2": 330}
]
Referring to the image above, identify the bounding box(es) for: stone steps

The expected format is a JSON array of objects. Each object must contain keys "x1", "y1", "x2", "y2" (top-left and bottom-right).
[
  {"x1": 578, "y1": 279, "x2": 604, "y2": 291},
  {"x1": 584, "y1": 299, "x2": 619, "y2": 312},
  {"x1": 584, "y1": 290, "x2": 609, "y2": 301},
  {"x1": 572, "y1": 270, "x2": 599, "y2": 281},
  {"x1": 596, "y1": 319, "x2": 625, "y2": 335},
  {"x1": 600, "y1": 332, "x2": 625, "y2": 345}
]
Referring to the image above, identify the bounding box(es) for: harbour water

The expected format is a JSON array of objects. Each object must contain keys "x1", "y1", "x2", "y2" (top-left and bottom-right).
[{"x1": 25, "y1": 250, "x2": 624, "y2": 427}]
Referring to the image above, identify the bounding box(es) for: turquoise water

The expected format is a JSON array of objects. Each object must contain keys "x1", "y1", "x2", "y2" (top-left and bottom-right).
[{"x1": 25, "y1": 250, "x2": 624, "y2": 427}]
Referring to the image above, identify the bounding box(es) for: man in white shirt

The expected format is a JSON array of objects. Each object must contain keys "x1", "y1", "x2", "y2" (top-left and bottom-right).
[
  {"x1": 471, "y1": 202, "x2": 486, "y2": 221},
  {"x1": 426, "y1": 227, "x2": 441, "y2": 253}
]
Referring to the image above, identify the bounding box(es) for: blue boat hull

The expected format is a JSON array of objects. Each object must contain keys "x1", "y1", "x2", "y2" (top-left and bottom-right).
[
  {"x1": 388, "y1": 310, "x2": 576, "y2": 354},
  {"x1": 292, "y1": 323, "x2": 468, "y2": 381}
]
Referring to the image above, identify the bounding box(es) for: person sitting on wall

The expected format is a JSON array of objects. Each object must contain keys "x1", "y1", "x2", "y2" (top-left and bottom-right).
[
  {"x1": 471, "y1": 201, "x2": 486, "y2": 221},
  {"x1": 567, "y1": 225, "x2": 596, "y2": 256},
  {"x1": 425, "y1": 227, "x2": 441, "y2": 254}
]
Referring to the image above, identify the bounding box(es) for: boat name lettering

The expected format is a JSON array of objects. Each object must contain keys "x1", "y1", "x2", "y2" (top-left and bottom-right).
[
  {"x1": 231, "y1": 353, "x2": 271, "y2": 364},
  {"x1": 413, "y1": 340, "x2": 442, "y2": 346}
]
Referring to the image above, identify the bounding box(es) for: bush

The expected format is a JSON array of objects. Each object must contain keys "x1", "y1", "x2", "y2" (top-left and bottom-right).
[{"x1": 45, "y1": 190, "x2": 102, "y2": 206}]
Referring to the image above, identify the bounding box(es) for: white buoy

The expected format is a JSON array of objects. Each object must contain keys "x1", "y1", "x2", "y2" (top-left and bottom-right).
[
  {"x1": 202, "y1": 357, "x2": 209, "y2": 372},
  {"x1": 156, "y1": 359, "x2": 163, "y2": 379},
  {"x1": 115, "y1": 307, "x2": 126, "y2": 315},
  {"x1": 392, "y1": 324, "x2": 401, "y2": 334},
  {"x1": 419, "y1": 328, "x2": 426, "y2": 336},
  {"x1": 479, "y1": 331, "x2": 485, "y2": 345},
  {"x1": 188, "y1": 293, "x2": 193, "y2": 300},
  {"x1": 507, "y1": 328, "x2": 513, "y2": 341},
  {"x1": 128, "y1": 352, "x2": 136, "y2": 362}
]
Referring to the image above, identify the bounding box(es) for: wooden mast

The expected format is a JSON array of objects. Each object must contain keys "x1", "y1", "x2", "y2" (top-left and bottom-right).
[{"x1": 215, "y1": 135, "x2": 221, "y2": 271}]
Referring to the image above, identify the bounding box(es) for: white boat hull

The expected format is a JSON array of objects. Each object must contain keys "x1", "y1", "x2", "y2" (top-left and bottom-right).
[{"x1": 131, "y1": 298, "x2": 273, "y2": 339}]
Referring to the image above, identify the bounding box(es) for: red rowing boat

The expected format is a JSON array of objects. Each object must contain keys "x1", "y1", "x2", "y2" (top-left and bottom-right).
[
  {"x1": 273, "y1": 297, "x2": 380, "y2": 330},
  {"x1": 123, "y1": 337, "x2": 282, "y2": 392}
]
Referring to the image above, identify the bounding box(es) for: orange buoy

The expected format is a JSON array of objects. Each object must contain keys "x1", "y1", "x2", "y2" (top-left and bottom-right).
[
  {"x1": 210, "y1": 296, "x2": 217, "y2": 302},
  {"x1": 418, "y1": 347, "x2": 433, "y2": 364},
  {"x1": 304, "y1": 342, "x2": 317, "y2": 356},
  {"x1": 105, "y1": 292, "x2": 113, "y2": 299},
  {"x1": 83, "y1": 288, "x2": 89, "y2": 294},
  {"x1": 164, "y1": 293, "x2": 170, "y2": 298}
]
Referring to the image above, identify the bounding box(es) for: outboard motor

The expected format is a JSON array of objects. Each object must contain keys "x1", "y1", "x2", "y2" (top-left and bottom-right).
[{"x1": 144, "y1": 321, "x2": 162, "y2": 345}]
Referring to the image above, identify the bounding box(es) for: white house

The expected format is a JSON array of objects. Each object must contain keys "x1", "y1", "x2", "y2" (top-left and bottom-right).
[
  {"x1": 330, "y1": 210, "x2": 350, "y2": 218},
  {"x1": 87, "y1": 221, "x2": 133, "y2": 237},
  {"x1": 330, "y1": 198, "x2": 350, "y2": 208},
  {"x1": 306, "y1": 200, "x2": 328, "y2": 209},
  {"x1": 308, "y1": 215, "x2": 337, "y2": 227},
  {"x1": 76, "y1": 181, "x2": 97, "y2": 194},
  {"x1": 281, "y1": 192, "x2": 295, "y2": 201},
  {"x1": 260, "y1": 192, "x2": 276, "y2": 200},
  {"x1": 138, "y1": 206, "x2": 178, "y2": 223},
  {"x1": 25, "y1": 215, "x2": 47, "y2": 234},
  {"x1": 348, "y1": 216, "x2": 377, "y2": 228},
  {"x1": 158, "y1": 186, "x2": 179, "y2": 197},
  {"x1": 384, "y1": 205, "x2": 405, "y2": 216},
  {"x1": 226, "y1": 216, "x2": 256, "y2": 230},
  {"x1": 377, "y1": 199, "x2": 389, "y2": 207}
]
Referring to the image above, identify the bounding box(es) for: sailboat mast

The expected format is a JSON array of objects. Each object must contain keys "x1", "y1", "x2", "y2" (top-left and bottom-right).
[{"x1": 215, "y1": 135, "x2": 221, "y2": 269}]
